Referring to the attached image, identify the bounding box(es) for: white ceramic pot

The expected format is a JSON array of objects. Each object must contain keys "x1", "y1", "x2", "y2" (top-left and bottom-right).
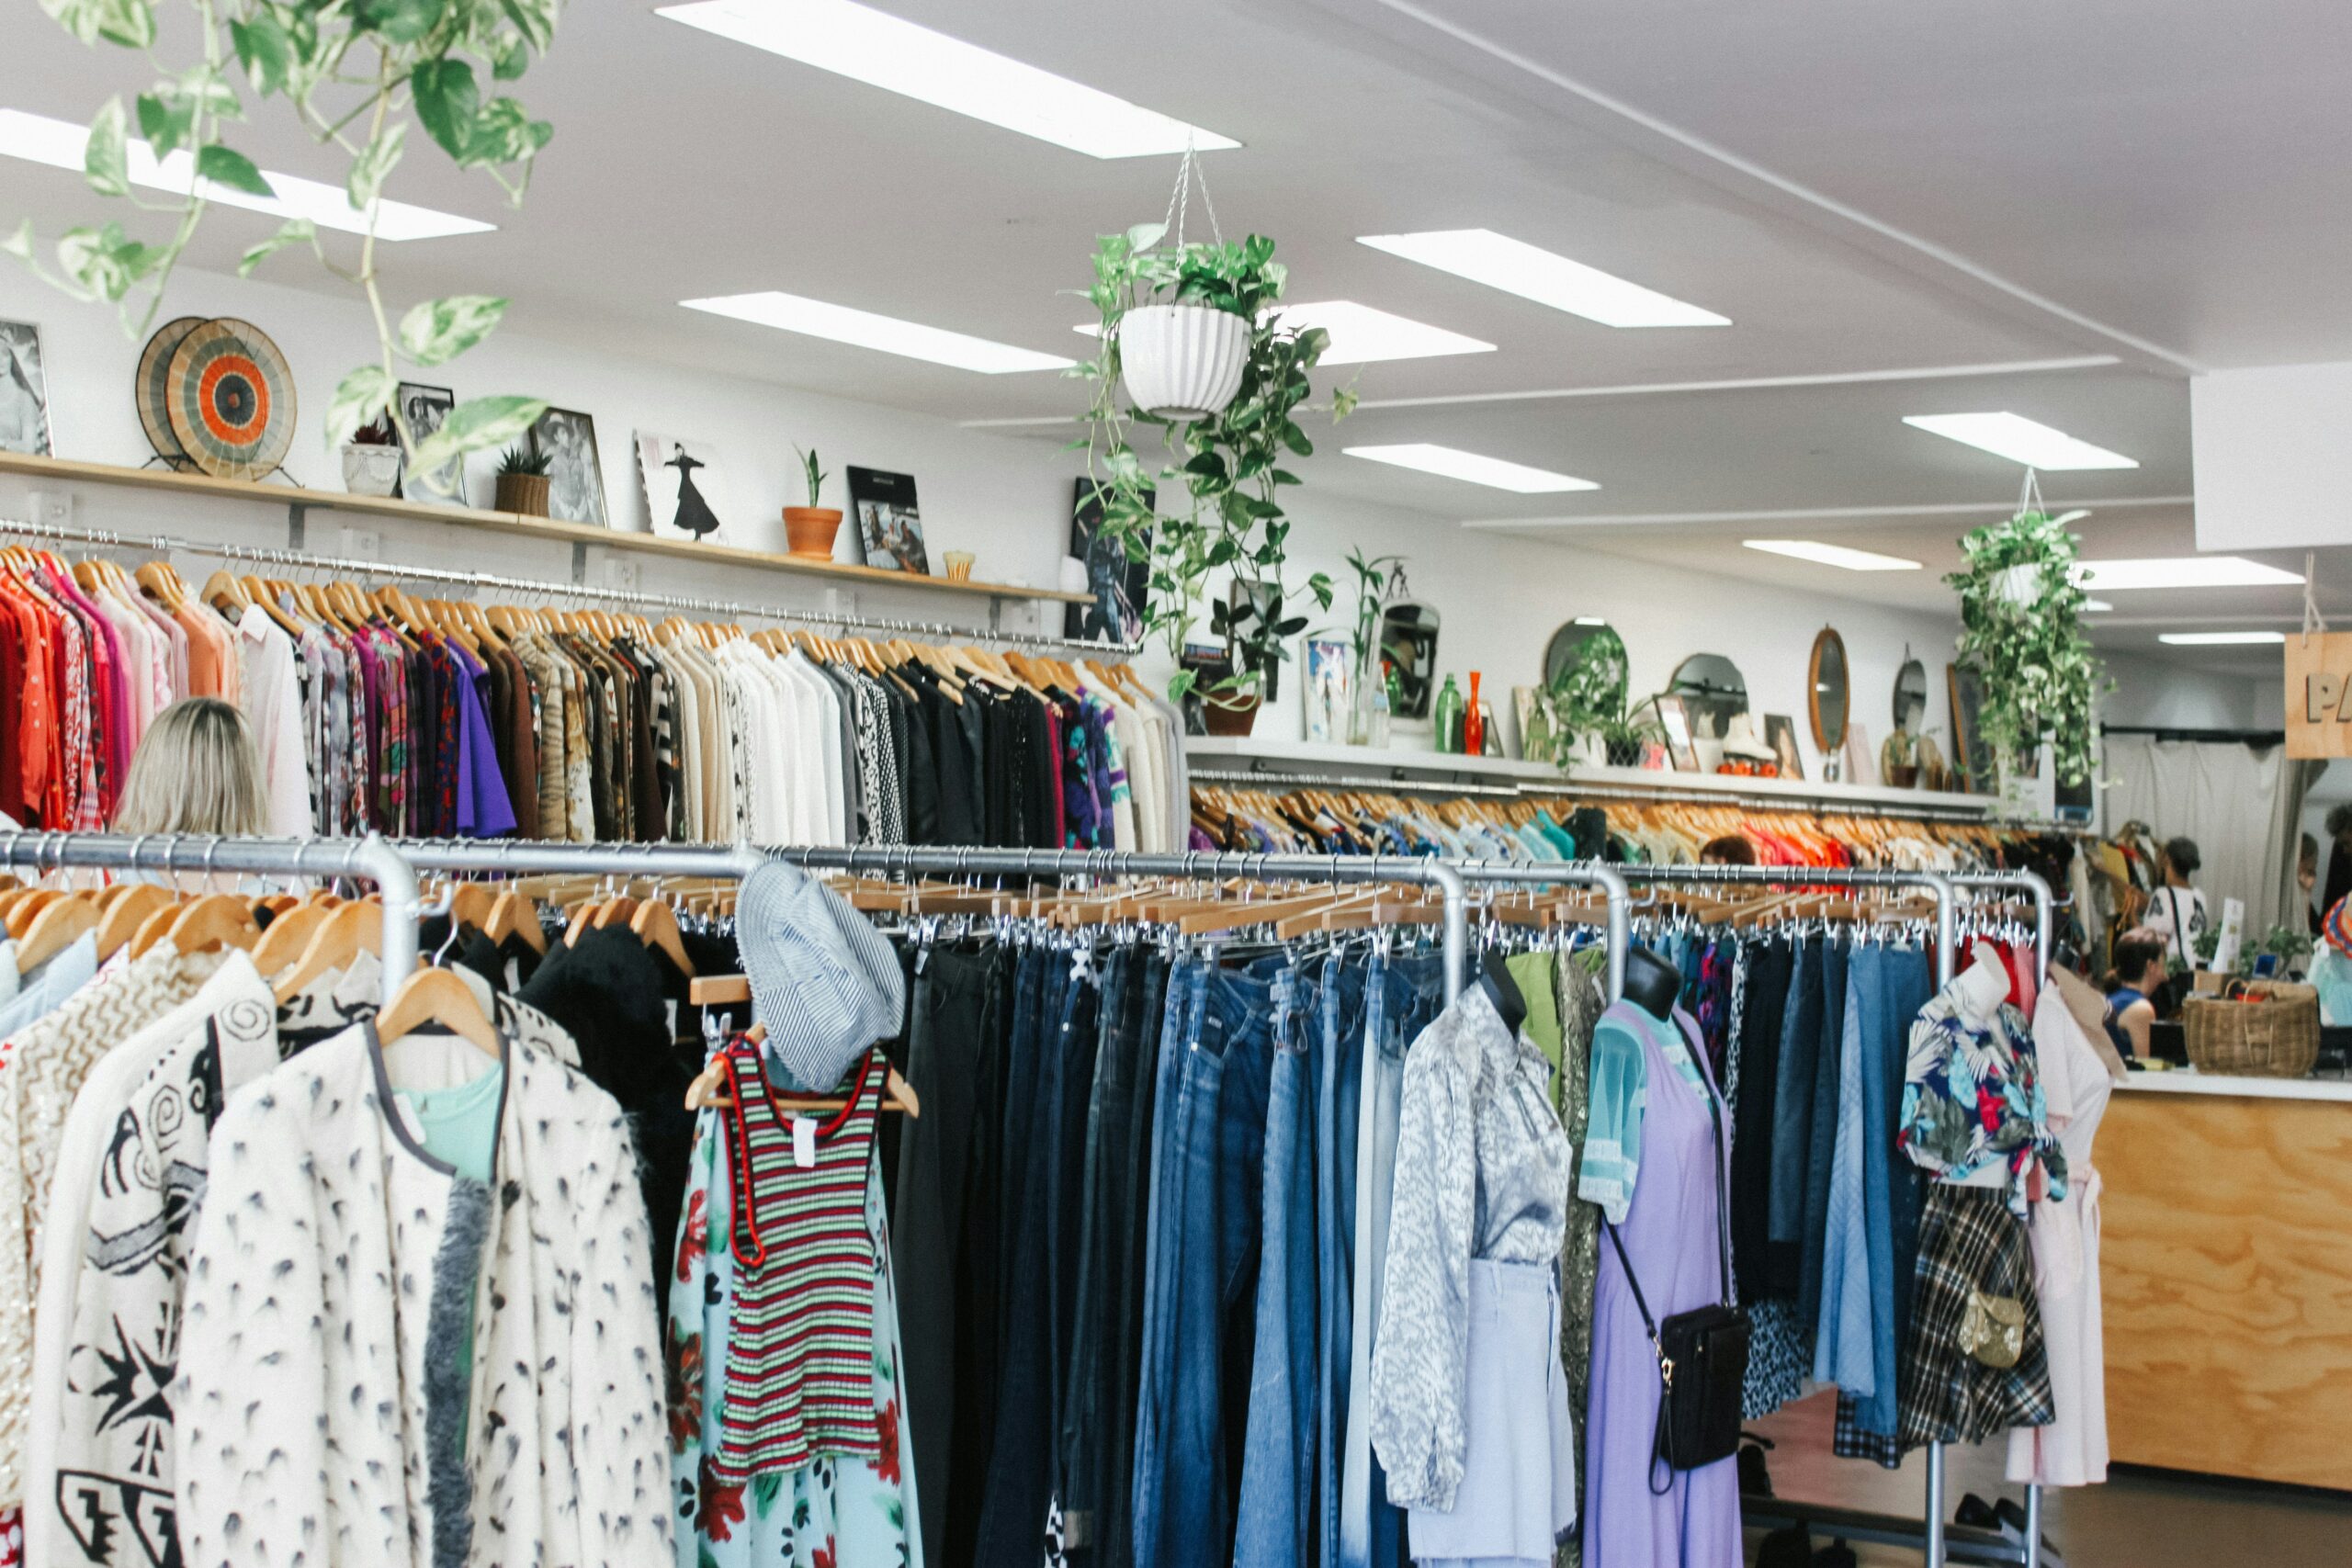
[
  {"x1": 1118, "y1": 303, "x2": 1250, "y2": 419},
  {"x1": 342, "y1": 441, "x2": 403, "y2": 498},
  {"x1": 1993, "y1": 562, "x2": 2044, "y2": 606}
]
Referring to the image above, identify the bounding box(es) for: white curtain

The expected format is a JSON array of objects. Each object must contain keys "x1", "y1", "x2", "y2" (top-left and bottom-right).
[{"x1": 2102, "y1": 737, "x2": 2296, "y2": 937}]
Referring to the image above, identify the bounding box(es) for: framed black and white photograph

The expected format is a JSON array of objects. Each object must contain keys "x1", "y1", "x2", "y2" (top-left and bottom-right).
[
  {"x1": 0, "y1": 319, "x2": 54, "y2": 457},
  {"x1": 395, "y1": 381, "x2": 459, "y2": 500},
  {"x1": 527, "y1": 406, "x2": 607, "y2": 526},
  {"x1": 1067, "y1": 477, "x2": 1151, "y2": 641},
  {"x1": 848, "y1": 465, "x2": 930, "y2": 575},
  {"x1": 634, "y1": 431, "x2": 731, "y2": 545}
]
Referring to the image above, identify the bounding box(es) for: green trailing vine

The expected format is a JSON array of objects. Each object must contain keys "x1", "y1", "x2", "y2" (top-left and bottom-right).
[
  {"x1": 1074, "y1": 222, "x2": 1353, "y2": 705},
  {"x1": 11, "y1": 0, "x2": 565, "y2": 488},
  {"x1": 1944, "y1": 509, "x2": 2109, "y2": 786}
]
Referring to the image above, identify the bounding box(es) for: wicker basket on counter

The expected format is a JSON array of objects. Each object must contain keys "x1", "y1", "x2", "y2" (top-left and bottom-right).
[{"x1": 2181, "y1": 978, "x2": 2321, "y2": 1077}]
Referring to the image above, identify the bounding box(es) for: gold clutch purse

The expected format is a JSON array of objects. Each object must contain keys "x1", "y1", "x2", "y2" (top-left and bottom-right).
[{"x1": 1960, "y1": 1291, "x2": 2026, "y2": 1369}]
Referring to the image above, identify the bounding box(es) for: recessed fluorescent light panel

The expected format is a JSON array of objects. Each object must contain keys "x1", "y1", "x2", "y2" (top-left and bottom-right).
[
  {"x1": 0, "y1": 107, "x2": 490, "y2": 240},
  {"x1": 682, "y1": 291, "x2": 1072, "y2": 373},
  {"x1": 2157, "y1": 631, "x2": 2287, "y2": 646},
  {"x1": 1903, "y1": 412, "x2": 2138, "y2": 470},
  {"x1": 2074, "y1": 557, "x2": 2303, "y2": 591},
  {"x1": 657, "y1": 0, "x2": 1236, "y2": 158},
  {"x1": 1343, "y1": 444, "x2": 1597, "y2": 493},
  {"x1": 2084, "y1": 599, "x2": 2114, "y2": 612},
  {"x1": 1357, "y1": 229, "x2": 1729, "y2": 328},
  {"x1": 1743, "y1": 539, "x2": 1923, "y2": 572}
]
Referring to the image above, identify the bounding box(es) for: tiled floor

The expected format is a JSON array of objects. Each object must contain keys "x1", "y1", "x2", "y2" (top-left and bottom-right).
[{"x1": 1742, "y1": 1392, "x2": 2352, "y2": 1568}]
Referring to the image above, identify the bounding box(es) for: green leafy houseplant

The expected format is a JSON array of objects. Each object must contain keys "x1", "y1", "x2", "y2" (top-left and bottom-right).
[
  {"x1": 1944, "y1": 509, "x2": 2109, "y2": 786},
  {"x1": 1075, "y1": 222, "x2": 1353, "y2": 706},
  {"x1": 795, "y1": 445, "x2": 829, "y2": 509},
  {"x1": 12, "y1": 0, "x2": 562, "y2": 479},
  {"x1": 1548, "y1": 626, "x2": 1631, "y2": 750}
]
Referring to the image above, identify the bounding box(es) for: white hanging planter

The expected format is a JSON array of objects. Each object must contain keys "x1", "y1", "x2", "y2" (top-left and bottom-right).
[
  {"x1": 1118, "y1": 303, "x2": 1250, "y2": 420},
  {"x1": 1993, "y1": 562, "x2": 2044, "y2": 606}
]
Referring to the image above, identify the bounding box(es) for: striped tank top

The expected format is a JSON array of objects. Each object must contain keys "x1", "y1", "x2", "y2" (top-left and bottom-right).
[{"x1": 714, "y1": 1035, "x2": 886, "y2": 1480}]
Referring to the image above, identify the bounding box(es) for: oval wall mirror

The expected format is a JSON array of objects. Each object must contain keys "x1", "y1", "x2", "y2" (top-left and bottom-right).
[
  {"x1": 1669, "y1": 653, "x2": 1747, "y2": 739},
  {"x1": 1380, "y1": 600, "x2": 1442, "y2": 719},
  {"x1": 1810, "y1": 627, "x2": 1850, "y2": 751},
  {"x1": 1893, "y1": 656, "x2": 1929, "y2": 733}
]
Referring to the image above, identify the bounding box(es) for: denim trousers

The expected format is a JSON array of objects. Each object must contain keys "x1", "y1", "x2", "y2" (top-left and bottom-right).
[
  {"x1": 1091, "y1": 952, "x2": 1168, "y2": 1568},
  {"x1": 1314, "y1": 956, "x2": 1369, "y2": 1565},
  {"x1": 1234, "y1": 964, "x2": 1319, "y2": 1568},
  {"x1": 1338, "y1": 950, "x2": 1444, "y2": 1568},
  {"x1": 1132, "y1": 962, "x2": 1274, "y2": 1568}
]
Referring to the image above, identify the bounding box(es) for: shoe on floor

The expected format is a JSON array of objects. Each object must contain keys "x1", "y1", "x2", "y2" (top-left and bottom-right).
[
  {"x1": 1754, "y1": 1524, "x2": 1810, "y2": 1568},
  {"x1": 1955, "y1": 1493, "x2": 2003, "y2": 1532}
]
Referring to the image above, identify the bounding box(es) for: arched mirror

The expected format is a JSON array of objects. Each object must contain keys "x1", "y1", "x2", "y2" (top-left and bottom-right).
[
  {"x1": 1545, "y1": 619, "x2": 1618, "y2": 685},
  {"x1": 1669, "y1": 653, "x2": 1747, "y2": 740},
  {"x1": 1380, "y1": 601, "x2": 1442, "y2": 719},
  {"x1": 1892, "y1": 656, "x2": 1929, "y2": 734},
  {"x1": 1810, "y1": 627, "x2": 1850, "y2": 751}
]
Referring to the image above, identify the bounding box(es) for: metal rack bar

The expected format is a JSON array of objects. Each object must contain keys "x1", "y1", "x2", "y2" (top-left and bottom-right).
[
  {"x1": 0, "y1": 513, "x2": 1138, "y2": 657},
  {"x1": 1450, "y1": 861, "x2": 1634, "y2": 1002},
  {"x1": 1190, "y1": 766, "x2": 1531, "y2": 800},
  {"x1": 0, "y1": 830, "x2": 419, "y2": 1009}
]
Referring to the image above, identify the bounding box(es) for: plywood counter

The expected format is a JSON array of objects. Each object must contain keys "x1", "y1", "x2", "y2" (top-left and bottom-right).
[{"x1": 2100, "y1": 1073, "x2": 2352, "y2": 1490}]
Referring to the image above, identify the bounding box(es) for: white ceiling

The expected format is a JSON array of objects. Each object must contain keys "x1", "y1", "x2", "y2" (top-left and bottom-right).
[{"x1": 5, "y1": 0, "x2": 2345, "y2": 685}]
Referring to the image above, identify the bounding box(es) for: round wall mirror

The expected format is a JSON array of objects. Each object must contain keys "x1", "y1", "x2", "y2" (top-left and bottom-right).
[
  {"x1": 1669, "y1": 653, "x2": 1747, "y2": 739},
  {"x1": 1545, "y1": 619, "x2": 1619, "y2": 685},
  {"x1": 1380, "y1": 601, "x2": 1442, "y2": 719},
  {"x1": 1893, "y1": 657, "x2": 1929, "y2": 733},
  {"x1": 1810, "y1": 627, "x2": 1850, "y2": 751}
]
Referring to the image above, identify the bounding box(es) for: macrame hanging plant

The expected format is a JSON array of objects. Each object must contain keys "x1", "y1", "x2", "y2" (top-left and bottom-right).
[{"x1": 1944, "y1": 470, "x2": 2109, "y2": 787}]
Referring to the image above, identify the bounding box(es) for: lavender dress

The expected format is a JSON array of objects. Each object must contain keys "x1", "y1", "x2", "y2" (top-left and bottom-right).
[{"x1": 1580, "y1": 1004, "x2": 1741, "y2": 1568}]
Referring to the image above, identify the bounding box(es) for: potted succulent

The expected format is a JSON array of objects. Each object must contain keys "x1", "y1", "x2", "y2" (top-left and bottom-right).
[
  {"x1": 494, "y1": 443, "x2": 552, "y2": 517},
  {"x1": 1945, "y1": 505, "x2": 2109, "y2": 786},
  {"x1": 1077, "y1": 219, "x2": 1353, "y2": 728},
  {"x1": 785, "y1": 446, "x2": 842, "y2": 558},
  {"x1": 341, "y1": 412, "x2": 403, "y2": 499}
]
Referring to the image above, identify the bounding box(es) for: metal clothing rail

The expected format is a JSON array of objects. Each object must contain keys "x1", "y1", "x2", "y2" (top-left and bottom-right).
[
  {"x1": 0, "y1": 513, "x2": 1141, "y2": 657},
  {"x1": 1450, "y1": 860, "x2": 1634, "y2": 1003},
  {"x1": 768, "y1": 845, "x2": 1474, "y2": 1006},
  {"x1": 0, "y1": 830, "x2": 420, "y2": 1009}
]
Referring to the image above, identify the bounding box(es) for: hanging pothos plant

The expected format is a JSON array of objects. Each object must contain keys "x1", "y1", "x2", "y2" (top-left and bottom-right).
[
  {"x1": 1075, "y1": 217, "x2": 1355, "y2": 707},
  {"x1": 1944, "y1": 506, "x2": 2109, "y2": 785},
  {"x1": 12, "y1": 0, "x2": 564, "y2": 486}
]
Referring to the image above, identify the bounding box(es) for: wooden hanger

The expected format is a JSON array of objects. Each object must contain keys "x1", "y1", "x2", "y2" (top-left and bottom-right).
[
  {"x1": 5, "y1": 888, "x2": 65, "y2": 938},
  {"x1": 163, "y1": 894, "x2": 262, "y2": 955},
  {"x1": 96, "y1": 883, "x2": 174, "y2": 961},
  {"x1": 484, "y1": 889, "x2": 548, "y2": 955},
  {"x1": 376, "y1": 965, "x2": 500, "y2": 1056},
  {"x1": 251, "y1": 898, "x2": 336, "y2": 976},
  {"x1": 629, "y1": 898, "x2": 695, "y2": 977},
  {"x1": 271, "y1": 899, "x2": 383, "y2": 1004},
  {"x1": 17, "y1": 896, "x2": 99, "y2": 973}
]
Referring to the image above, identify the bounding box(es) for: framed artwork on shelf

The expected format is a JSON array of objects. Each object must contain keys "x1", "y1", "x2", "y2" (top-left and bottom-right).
[
  {"x1": 1305, "y1": 636, "x2": 1351, "y2": 742},
  {"x1": 1646, "y1": 694, "x2": 1700, "y2": 771},
  {"x1": 848, "y1": 466, "x2": 929, "y2": 574},
  {"x1": 396, "y1": 381, "x2": 459, "y2": 500},
  {"x1": 1763, "y1": 714, "x2": 1804, "y2": 780},
  {"x1": 0, "y1": 319, "x2": 53, "y2": 457},
  {"x1": 1067, "y1": 478, "x2": 1151, "y2": 641},
  {"x1": 1947, "y1": 661, "x2": 1996, "y2": 794},
  {"x1": 635, "y1": 431, "x2": 730, "y2": 544},
  {"x1": 527, "y1": 407, "x2": 607, "y2": 526}
]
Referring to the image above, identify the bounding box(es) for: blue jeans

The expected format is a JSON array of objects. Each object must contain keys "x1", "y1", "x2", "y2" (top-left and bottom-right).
[
  {"x1": 1338, "y1": 951, "x2": 1443, "y2": 1568},
  {"x1": 1314, "y1": 956, "x2": 1368, "y2": 1565},
  {"x1": 1132, "y1": 963, "x2": 1275, "y2": 1568},
  {"x1": 1234, "y1": 965, "x2": 1318, "y2": 1568}
]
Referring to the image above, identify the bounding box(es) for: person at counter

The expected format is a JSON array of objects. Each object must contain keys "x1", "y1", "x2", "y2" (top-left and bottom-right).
[
  {"x1": 2140, "y1": 836, "x2": 2209, "y2": 971},
  {"x1": 2103, "y1": 931, "x2": 2165, "y2": 1064},
  {"x1": 2312, "y1": 896, "x2": 2352, "y2": 1026}
]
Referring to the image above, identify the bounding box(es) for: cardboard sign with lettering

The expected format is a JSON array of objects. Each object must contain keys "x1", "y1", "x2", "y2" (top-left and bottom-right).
[{"x1": 2286, "y1": 631, "x2": 2352, "y2": 757}]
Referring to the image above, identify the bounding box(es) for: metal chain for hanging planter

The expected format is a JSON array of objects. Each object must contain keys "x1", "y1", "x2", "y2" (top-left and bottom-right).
[{"x1": 1117, "y1": 141, "x2": 1251, "y2": 420}]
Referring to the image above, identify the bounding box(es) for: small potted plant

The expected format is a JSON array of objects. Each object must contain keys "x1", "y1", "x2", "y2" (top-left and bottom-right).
[
  {"x1": 341, "y1": 413, "x2": 403, "y2": 499},
  {"x1": 1881, "y1": 726, "x2": 1921, "y2": 788},
  {"x1": 785, "y1": 446, "x2": 842, "y2": 558},
  {"x1": 494, "y1": 443, "x2": 552, "y2": 517}
]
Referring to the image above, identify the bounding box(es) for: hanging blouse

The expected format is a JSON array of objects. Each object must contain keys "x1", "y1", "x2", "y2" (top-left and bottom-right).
[{"x1": 1897, "y1": 978, "x2": 2065, "y2": 1215}]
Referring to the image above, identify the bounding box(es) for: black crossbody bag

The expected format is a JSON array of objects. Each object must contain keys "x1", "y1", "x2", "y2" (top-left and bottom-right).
[{"x1": 1603, "y1": 1075, "x2": 1749, "y2": 1493}]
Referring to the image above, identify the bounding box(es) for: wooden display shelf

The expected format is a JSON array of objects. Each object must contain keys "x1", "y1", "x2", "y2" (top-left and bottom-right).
[{"x1": 0, "y1": 449, "x2": 1090, "y2": 605}]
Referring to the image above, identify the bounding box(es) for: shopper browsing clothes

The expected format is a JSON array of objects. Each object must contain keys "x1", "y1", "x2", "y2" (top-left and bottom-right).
[{"x1": 2138, "y1": 836, "x2": 2208, "y2": 971}]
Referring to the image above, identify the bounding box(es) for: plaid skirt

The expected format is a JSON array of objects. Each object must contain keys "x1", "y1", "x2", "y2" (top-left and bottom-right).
[{"x1": 1896, "y1": 1184, "x2": 2055, "y2": 1447}]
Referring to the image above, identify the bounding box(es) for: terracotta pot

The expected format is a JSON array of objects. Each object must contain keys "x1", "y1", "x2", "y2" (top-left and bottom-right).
[
  {"x1": 496, "y1": 472, "x2": 551, "y2": 517},
  {"x1": 784, "y1": 506, "x2": 843, "y2": 558},
  {"x1": 1201, "y1": 691, "x2": 1262, "y2": 737}
]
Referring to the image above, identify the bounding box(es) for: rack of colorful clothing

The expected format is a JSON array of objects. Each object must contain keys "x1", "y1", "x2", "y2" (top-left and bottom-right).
[
  {"x1": 0, "y1": 513, "x2": 1182, "y2": 855},
  {"x1": 1600, "y1": 863, "x2": 2068, "y2": 1568}
]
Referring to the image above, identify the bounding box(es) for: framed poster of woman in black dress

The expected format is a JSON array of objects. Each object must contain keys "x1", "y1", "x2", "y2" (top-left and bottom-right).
[{"x1": 634, "y1": 430, "x2": 729, "y2": 544}]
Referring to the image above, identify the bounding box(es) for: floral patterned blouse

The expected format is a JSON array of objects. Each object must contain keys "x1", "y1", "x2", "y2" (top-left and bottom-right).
[
  {"x1": 668, "y1": 1101, "x2": 922, "y2": 1568},
  {"x1": 1897, "y1": 983, "x2": 2065, "y2": 1215}
]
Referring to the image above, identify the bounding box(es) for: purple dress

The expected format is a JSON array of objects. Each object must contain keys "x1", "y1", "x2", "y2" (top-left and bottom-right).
[{"x1": 1582, "y1": 1005, "x2": 1741, "y2": 1568}]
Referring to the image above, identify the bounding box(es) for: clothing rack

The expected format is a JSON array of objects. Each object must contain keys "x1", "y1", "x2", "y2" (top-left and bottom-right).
[
  {"x1": 0, "y1": 513, "x2": 1137, "y2": 656},
  {"x1": 1606, "y1": 862, "x2": 2063, "y2": 1568},
  {"x1": 0, "y1": 829, "x2": 420, "y2": 1008},
  {"x1": 1452, "y1": 860, "x2": 1634, "y2": 1002}
]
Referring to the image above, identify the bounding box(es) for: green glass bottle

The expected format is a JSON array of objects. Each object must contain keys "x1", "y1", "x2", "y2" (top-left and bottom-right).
[{"x1": 1432, "y1": 673, "x2": 1464, "y2": 754}]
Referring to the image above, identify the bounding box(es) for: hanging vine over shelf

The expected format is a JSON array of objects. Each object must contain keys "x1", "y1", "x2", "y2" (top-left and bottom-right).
[{"x1": 1075, "y1": 142, "x2": 1355, "y2": 710}]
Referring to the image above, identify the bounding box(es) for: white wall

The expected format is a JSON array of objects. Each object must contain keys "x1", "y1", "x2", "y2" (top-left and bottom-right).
[{"x1": 0, "y1": 260, "x2": 2007, "y2": 783}]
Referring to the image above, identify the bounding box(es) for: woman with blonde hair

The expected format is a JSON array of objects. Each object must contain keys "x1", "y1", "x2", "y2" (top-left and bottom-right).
[{"x1": 112, "y1": 696, "x2": 267, "y2": 838}]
